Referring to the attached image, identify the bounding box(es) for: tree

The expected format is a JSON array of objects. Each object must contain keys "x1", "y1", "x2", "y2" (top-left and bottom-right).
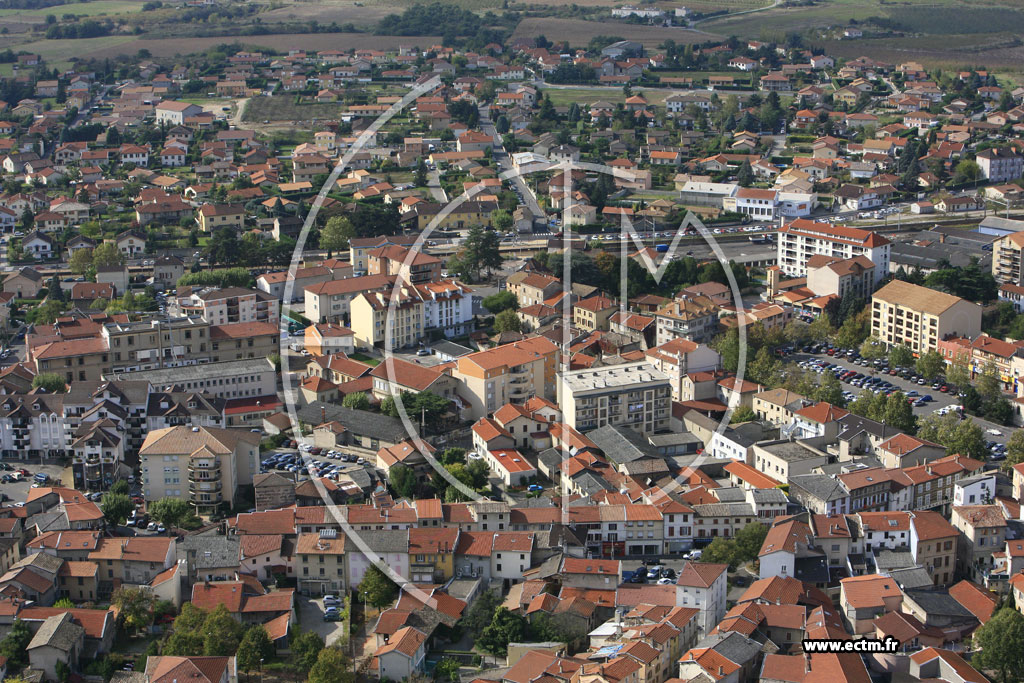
[
  {"x1": 491, "y1": 209, "x2": 513, "y2": 233},
  {"x1": 747, "y1": 346, "x2": 782, "y2": 388},
  {"x1": 28, "y1": 300, "x2": 69, "y2": 325},
  {"x1": 882, "y1": 392, "x2": 917, "y2": 434},
  {"x1": 1005, "y1": 429, "x2": 1024, "y2": 470},
  {"x1": 101, "y1": 492, "x2": 133, "y2": 526},
  {"x1": 972, "y1": 607, "x2": 1024, "y2": 683},
  {"x1": 415, "y1": 158, "x2": 428, "y2": 187},
  {"x1": 32, "y1": 373, "x2": 67, "y2": 393},
  {"x1": 859, "y1": 337, "x2": 887, "y2": 361},
  {"x1": 481, "y1": 290, "x2": 517, "y2": 314},
  {"x1": 307, "y1": 647, "x2": 353, "y2": 683},
  {"x1": 54, "y1": 597, "x2": 75, "y2": 609},
  {"x1": 479, "y1": 607, "x2": 527, "y2": 656},
  {"x1": 953, "y1": 159, "x2": 981, "y2": 184},
  {"x1": 730, "y1": 405, "x2": 757, "y2": 423},
  {"x1": 700, "y1": 537, "x2": 738, "y2": 570},
  {"x1": 112, "y1": 588, "x2": 154, "y2": 634},
  {"x1": 69, "y1": 247, "x2": 93, "y2": 274},
  {"x1": 917, "y1": 412, "x2": 987, "y2": 459},
  {"x1": 463, "y1": 589, "x2": 501, "y2": 637},
  {"x1": 734, "y1": 523, "x2": 768, "y2": 562},
  {"x1": 110, "y1": 479, "x2": 130, "y2": 496},
  {"x1": 237, "y1": 626, "x2": 274, "y2": 674},
  {"x1": 947, "y1": 359, "x2": 971, "y2": 389},
  {"x1": 736, "y1": 160, "x2": 754, "y2": 187},
  {"x1": 201, "y1": 604, "x2": 245, "y2": 656},
  {"x1": 359, "y1": 564, "x2": 398, "y2": 609},
  {"x1": 0, "y1": 619, "x2": 32, "y2": 668},
  {"x1": 163, "y1": 603, "x2": 207, "y2": 655},
  {"x1": 835, "y1": 308, "x2": 871, "y2": 348},
  {"x1": 148, "y1": 497, "x2": 191, "y2": 529},
  {"x1": 320, "y1": 216, "x2": 353, "y2": 257},
  {"x1": 813, "y1": 372, "x2": 845, "y2": 406},
  {"x1": 916, "y1": 350, "x2": 946, "y2": 380},
  {"x1": 206, "y1": 227, "x2": 241, "y2": 266},
  {"x1": 390, "y1": 463, "x2": 418, "y2": 499},
  {"x1": 888, "y1": 344, "x2": 914, "y2": 368},
  {"x1": 290, "y1": 628, "x2": 325, "y2": 673},
  {"x1": 435, "y1": 658, "x2": 461, "y2": 682},
  {"x1": 92, "y1": 242, "x2": 125, "y2": 269},
  {"x1": 976, "y1": 361, "x2": 1002, "y2": 402},
  {"x1": 494, "y1": 308, "x2": 522, "y2": 333},
  {"x1": 341, "y1": 392, "x2": 370, "y2": 410}
]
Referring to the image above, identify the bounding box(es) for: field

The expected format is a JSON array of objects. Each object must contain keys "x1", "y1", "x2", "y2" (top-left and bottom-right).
[
  {"x1": 511, "y1": 17, "x2": 716, "y2": 48},
  {"x1": 0, "y1": 0, "x2": 144, "y2": 18},
  {"x1": 541, "y1": 86, "x2": 677, "y2": 107},
  {"x1": 256, "y1": 0, "x2": 395, "y2": 29},
  {"x1": 242, "y1": 95, "x2": 352, "y2": 124}
]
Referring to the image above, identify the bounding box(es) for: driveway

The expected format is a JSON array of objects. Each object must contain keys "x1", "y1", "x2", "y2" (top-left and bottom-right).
[{"x1": 296, "y1": 596, "x2": 347, "y2": 647}]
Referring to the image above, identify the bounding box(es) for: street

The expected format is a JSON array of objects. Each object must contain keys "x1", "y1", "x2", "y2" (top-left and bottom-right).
[{"x1": 480, "y1": 107, "x2": 545, "y2": 219}]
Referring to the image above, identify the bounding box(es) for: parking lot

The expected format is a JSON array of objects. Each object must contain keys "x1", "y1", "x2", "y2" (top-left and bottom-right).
[
  {"x1": 791, "y1": 347, "x2": 1012, "y2": 454},
  {"x1": 261, "y1": 446, "x2": 375, "y2": 483},
  {"x1": 296, "y1": 595, "x2": 347, "y2": 646},
  {"x1": 0, "y1": 462, "x2": 71, "y2": 504}
]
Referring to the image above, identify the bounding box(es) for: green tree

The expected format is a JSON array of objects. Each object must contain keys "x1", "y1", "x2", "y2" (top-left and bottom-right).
[
  {"x1": 813, "y1": 371, "x2": 845, "y2": 406},
  {"x1": 736, "y1": 160, "x2": 753, "y2": 187},
  {"x1": 112, "y1": 588, "x2": 154, "y2": 634},
  {"x1": 290, "y1": 628, "x2": 325, "y2": 673},
  {"x1": 917, "y1": 412, "x2": 987, "y2": 459},
  {"x1": 699, "y1": 537, "x2": 738, "y2": 570},
  {"x1": 201, "y1": 604, "x2": 245, "y2": 656},
  {"x1": 859, "y1": 337, "x2": 886, "y2": 361},
  {"x1": 976, "y1": 361, "x2": 1002, "y2": 402},
  {"x1": 110, "y1": 479, "x2": 130, "y2": 496},
  {"x1": 359, "y1": 564, "x2": 398, "y2": 609},
  {"x1": 148, "y1": 497, "x2": 191, "y2": 529},
  {"x1": 28, "y1": 300, "x2": 69, "y2": 325},
  {"x1": 478, "y1": 607, "x2": 527, "y2": 656},
  {"x1": 747, "y1": 346, "x2": 782, "y2": 388},
  {"x1": 482, "y1": 290, "x2": 518, "y2": 314},
  {"x1": 915, "y1": 350, "x2": 946, "y2": 380},
  {"x1": 947, "y1": 359, "x2": 971, "y2": 389},
  {"x1": 320, "y1": 216, "x2": 353, "y2": 257},
  {"x1": 69, "y1": 247, "x2": 93, "y2": 274},
  {"x1": 888, "y1": 344, "x2": 914, "y2": 368},
  {"x1": 734, "y1": 523, "x2": 768, "y2": 563},
  {"x1": 463, "y1": 589, "x2": 501, "y2": 637},
  {"x1": 435, "y1": 658, "x2": 461, "y2": 682},
  {"x1": 389, "y1": 463, "x2": 418, "y2": 499},
  {"x1": 494, "y1": 308, "x2": 522, "y2": 333},
  {"x1": 92, "y1": 241, "x2": 125, "y2": 269},
  {"x1": 307, "y1": 647, "x2": 353, "y2": 683},
  {"x1": 53, "y1": 597, "x2": 75, "y2": 609},
  {"x1": 163, "y1": 603, "x2": 207, "y2": 655},
  {"x1": 237, "y1": 626, "x2": 274, "y2": 674},
  {"x1": 0, "y1": 619, "x2": 32, "y2": 667},
  {"x1": 491, "y1": 209, "x2": 513, "y2": 233},
  {"x1": 730, "y1": 405, "x2": 757, "y2": 423},
  {"x1": 415, "y1": 158, "x2": 428, "y2": 187},
  {"x1": 972, "y1": 607, "x2": 1024, "y2": 683},
  {"x1": 101, "y1": 492, "x2": 133, "y2": 526},
  {"x1": 341, "y1": 392, "x2": 370, "y2": 410},
  {"x1": 882, "y1": 392, "x2": 917, "y2": 434},
  {"x1": 32, "y1": 373, "x2": 67, "y2": 393},
  {"x1": 1005, "y1": 429, "x2": 1024, "y2": 470},
  {"x1": 835, "y1": 308, "x2": 871, "y2": 348}
]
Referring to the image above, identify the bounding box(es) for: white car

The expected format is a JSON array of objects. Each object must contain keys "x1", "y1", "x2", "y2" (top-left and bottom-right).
[{"x1": 987, "y1": 429, "x2": 1002, "y2": 436}]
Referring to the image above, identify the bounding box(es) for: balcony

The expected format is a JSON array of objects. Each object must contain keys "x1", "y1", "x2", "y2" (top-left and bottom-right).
[{"x1": 189, "y1": 481, "x2": 223, "y2": 494}]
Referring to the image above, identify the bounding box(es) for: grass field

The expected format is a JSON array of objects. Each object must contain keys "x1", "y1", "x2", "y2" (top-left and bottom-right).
[
  {"x1": 0, "y1": 0, "x2": 143, "y2": 18},
  {"x1": 243, "y1": 95, "x2": 351, "y2": 123},
  {"x1": 511, "y1": 17, "x2": 716, "y2": 48},
  {"x1": 542, "y1": 86, "x2": 676, "y2": 107}
]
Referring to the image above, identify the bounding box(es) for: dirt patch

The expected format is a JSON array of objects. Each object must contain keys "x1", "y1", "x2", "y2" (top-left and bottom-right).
[
  {"x1": 511, "y1": 17, "x2": 716, "y2": 47},
  {"x1": 257, "y1": 2, "x2": 394, "y2": 28},
  {"x1": 79, "y1": 32, "x2": 443, "y2": 59}
]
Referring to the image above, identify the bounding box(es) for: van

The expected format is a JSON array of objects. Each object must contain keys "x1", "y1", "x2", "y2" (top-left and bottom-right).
[{"x1": 34, "y1": 473, "x2": 48, "y2": 484}]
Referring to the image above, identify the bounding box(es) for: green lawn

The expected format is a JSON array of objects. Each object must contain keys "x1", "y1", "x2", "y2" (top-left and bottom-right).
[
  {"x1": 0, "y1": 0, "x2": 144, "y2": 17},
  {"x1": 349, "y1": 352, "x2": 381, "y2": 366}
]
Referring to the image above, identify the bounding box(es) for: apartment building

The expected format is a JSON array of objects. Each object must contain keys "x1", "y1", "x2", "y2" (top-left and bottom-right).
[
  {"x1": 172, "y1": 287, "x2": 280, "y2": 326},
  {"x1": 976, "y1": 147, "x2": 1024, "y2": 182},
  {"x1": 296, "y1": 530, "x2": 347, "y2": 597},
  {"x1": 992, "y1": 231, "x2": 1024, "y2": 285},
  {"x1": 412, "y1": 280, "x2": 474, "y2": 336},
  {"x1": 871, "y1": 280, "x2": 982, "y2": 353},
  {"x1": 777, "y1": 218, "x2": 891, "y2": 285},
  {"x1": 209, "y1": 322, "x2": 279, "y2": 364},
  {"x1": 0, "y1": 394, "x2": 67, "y2": 460},
  {"x1": 454, "y1": 339, "x2": 556, "y2": 419},
  {"x1": 653, "y1": 295, "x2": 720, "y2": 345},
  {"x1": 103, "y1": 317, "x2": 212, "y2": 373},
  {"x1": 304, "y1": 274, "x2": 395, "y2": 325},
  {"x1": 139, "y1": 426, "x2": 261, "y2": 515},
  {"x1": 805, "y1": 254, "x2": 876, "y2": 299},
  {"x1": 349, "y1": 235, "x2": 419, "y2": 274},
  {"x1": 367, "y1": 245, "x2": 442, "y2": 285},
  {"x1": 350, "y1": 289, "x2": 424, "y2": 350},
  {"x1": 951, "y1": 505, "x2": 1007, "y2": 585},
  {"x1": 909, "y1": 511, "x2": 958, "y2": 586},
  {"x1": 573, "y1": 296, "x2": 618, "y2": 333},
  {"x1": 107, "y1": 358, "x2": 277, "y2": 399},
  {"x1": 558, "y1": 361, "x2": 672, "y2": 434},
  {"x1": 644, "y1": 339, "x2": 722, "y2": 401},
  {"x1": 506, "y1": 272, "x2": 562, "y2": 308}
]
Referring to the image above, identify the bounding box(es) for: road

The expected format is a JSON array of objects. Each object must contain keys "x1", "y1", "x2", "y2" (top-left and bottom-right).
[
  {"x1": 480, "y1": 106, "x2": 545, "y2": 219},
  {"x1": 426, "y1": 169, "x2": 447, "y2": 203}
]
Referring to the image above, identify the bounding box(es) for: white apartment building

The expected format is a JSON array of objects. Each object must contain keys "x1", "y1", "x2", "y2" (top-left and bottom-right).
[
  {"x1": 977, "y1": 147, "x2": 1024, "y2": 183},
  {"x1": 558, "y1": 361, "x2": 672, "y2": 434},
  {"x1": 777, "y1": 218, "x2": 891, "y2": 285},
  {"x1": 871, "y1": 280, "x2": 982, "y2": 354}
]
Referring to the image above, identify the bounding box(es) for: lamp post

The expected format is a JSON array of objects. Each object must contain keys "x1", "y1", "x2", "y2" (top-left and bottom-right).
[{"x1": 259, "y1": 658, "x2": 263, "y2": 683}]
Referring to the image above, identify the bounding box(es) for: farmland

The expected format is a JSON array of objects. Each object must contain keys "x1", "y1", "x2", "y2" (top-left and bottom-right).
[
  {"x1": 511, "y1": 17, "x2": 716, "y2": 48},
  {"x1": 541, "y1": 85, "x2": 678, "y2": 107},
  {"x1": 242, "y1": 95, "x2": 353, "y2": 124}
]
